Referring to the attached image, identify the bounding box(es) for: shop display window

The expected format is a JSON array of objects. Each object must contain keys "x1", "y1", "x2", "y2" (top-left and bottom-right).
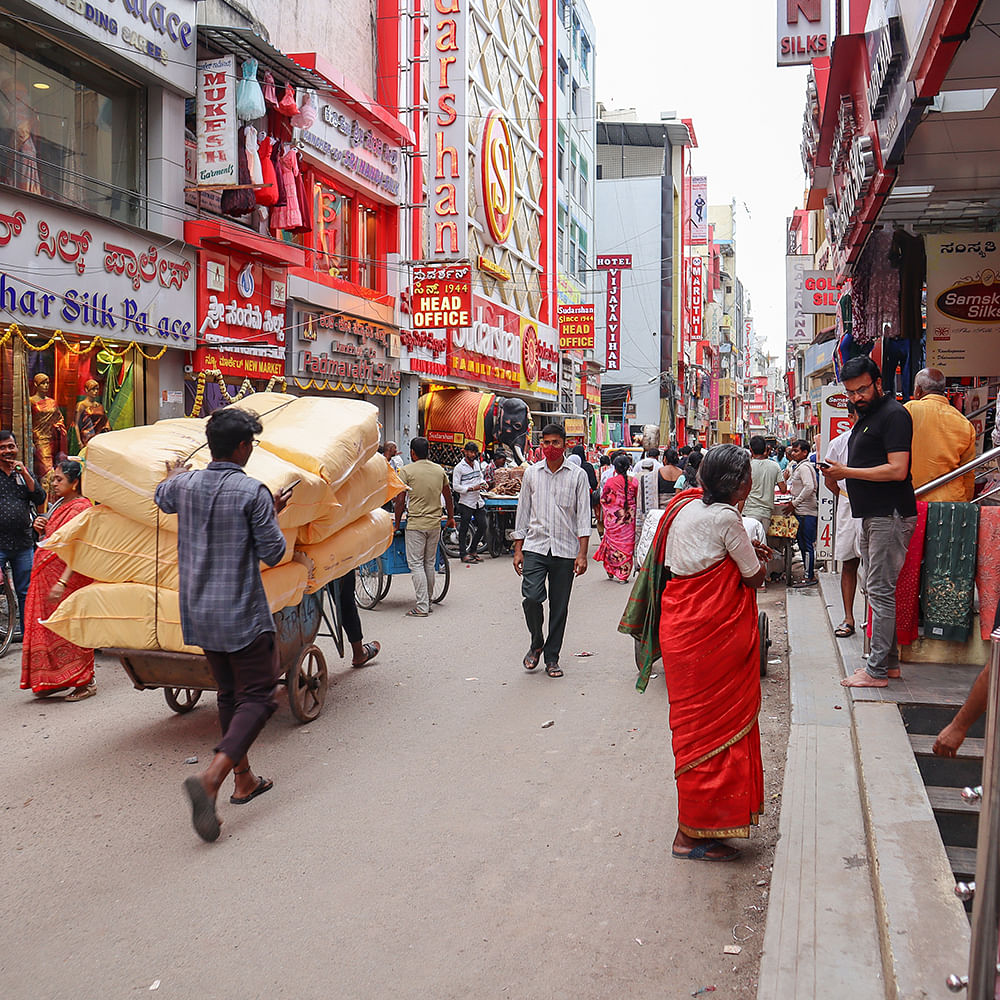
[
  {"x1": 313, "y1": 181, "x2": 352, "y2": 278},
  {"x1": 26, "y1": 344, "x2": 134, "y2": 483},
  {"x1": 359, "y1": 205, "x2": 377, "y2": 290},
  {"x1": 0, "y1": 17, "x2": 143, "y2": 226}
]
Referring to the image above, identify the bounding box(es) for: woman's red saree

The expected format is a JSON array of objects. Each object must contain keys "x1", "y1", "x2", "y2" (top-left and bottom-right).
[{"x1": 658, "y1": 497, "x2": 763, "y2": 839}]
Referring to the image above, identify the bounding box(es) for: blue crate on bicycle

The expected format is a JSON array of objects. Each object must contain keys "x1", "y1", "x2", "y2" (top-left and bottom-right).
[{"x1": 378, "y1": 532, "x2": 410, "y2": 574}]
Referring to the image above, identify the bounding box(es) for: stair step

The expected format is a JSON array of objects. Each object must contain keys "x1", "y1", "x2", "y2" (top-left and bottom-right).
[
  {"x1": 909, "y1": 734, "x2": 984, "y2": 760},
  {"x1": 927, "y1": 786, "x2": 981, "y2": 814},
  {"x1": 947, "y1": 845, "x2": 978, "y2": 877}
]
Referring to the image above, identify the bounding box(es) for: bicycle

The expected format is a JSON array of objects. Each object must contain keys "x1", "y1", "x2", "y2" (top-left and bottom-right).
[
  {"x1": 355, "y1": 523, "x2": 451, "y2": 610},
  {"x1": 0, "y1": 561, "x2": 17, "y2": 658}
]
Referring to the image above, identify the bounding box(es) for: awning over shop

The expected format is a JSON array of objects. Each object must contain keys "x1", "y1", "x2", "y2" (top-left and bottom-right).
[
  {"x1": 198, "y1": 25, "x2": 328, "y2": 92},
  {"x1": 184, "y1": 220, "x2": 306, "y2": 268}
]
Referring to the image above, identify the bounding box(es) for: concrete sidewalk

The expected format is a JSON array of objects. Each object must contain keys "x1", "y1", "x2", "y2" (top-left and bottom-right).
[{"x1": 758, "y1": 576, "x2": 970, "y2": 999}]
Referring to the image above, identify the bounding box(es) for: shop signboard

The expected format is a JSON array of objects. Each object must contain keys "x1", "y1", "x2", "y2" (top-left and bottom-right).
[
  {"x1": 411, "y1": 263, "x2": 472, "y2": 330},
  {"x1": 298, "y1": 93, "x2": 402, "y2": 205},
  {"x1": 196, "y1": 56, "x2": 238, "y2": 187},
  {"x1": 427, "y1": 0, "x2": 468, "y2": 260},
  {"x1": 194, "y1": 249, "x2": 287, "y2": 379},
  {"x1": 817, "y1": 384, "x2": 852, "y2": 560},
  {"x1": 0, "y1": 190, "x2": 194, "y2": 348},
  {"x1": 400, "y1": 329, "x2": 448, "y2": 378},
  {"x1": 518, "y1": 316, "x2": 557, "y2": 397},
  {"x1": 32, "y1": 0, "x2": 196, "y2": 93},
  {"x1": 289, "y1": 309, "x2": 399, "y2": 389},
  {"x1": 802, "y1": 270, "x2": 844, "y2": 314},
  {"x1": 578, "y1": 373, "x2": 600, "y2": 405},
  {"x1": 926, "y1": 234, "x2": 1000, "y2": 376},
  {"x1": 777, "y1": 0, "x2": 832, "y2": 67},
  {"x1": 690, "y1": 258, "x2": 704, "y2": 340},
  {"x1": 448, "y1": 296, "x2": 520, "y2": 389},
  {"x1": 557, "y1": 303, "x2": 595, "y2": 351},
  {"x1": 690, "y1": 176, "x2": 708, "y2": 243},
  {"x1": 785, "y1": 254, "x2": 812, "y2": 344},
  {"x1": 596, "y1": 255, "x2": 631, "y2": 371},
  {"x1": 476, "y1": 111, "x2": 515, "y2": 245}
]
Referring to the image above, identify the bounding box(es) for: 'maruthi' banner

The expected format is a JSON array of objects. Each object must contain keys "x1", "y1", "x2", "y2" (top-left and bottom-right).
[
  {"x1": 926, "y1": 233, "x2": 1000, "y2": 376},
  {"x1": 557, "y1": 303, "x2": 595, "y2": 350}
]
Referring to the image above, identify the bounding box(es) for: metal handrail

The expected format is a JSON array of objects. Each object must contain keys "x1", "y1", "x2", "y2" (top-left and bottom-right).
[{"x1": 915, "y1": 445, "x2": 1000, "y2": 498}]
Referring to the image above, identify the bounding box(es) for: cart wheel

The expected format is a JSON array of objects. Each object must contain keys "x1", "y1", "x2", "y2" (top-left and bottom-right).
[
  {"x1": 432, "y1": 543, "x2": 451, "y2": 604},
  {"x1": 355, "y1": 559, "x2": 383, "y2": 610},
  {"x1": 164, "y1": 687, "x2": 202, "y2": 714},
  {"x1": 377, "y1": 561, "x2": 392, "y2": 600},
  {"x1": 759, "y1": 611, "x2": 771, "y2": 677},
  {"x1": 489, "y1": 514, "x2": 504, "y2": 558},
  {"x1": 286, "y1": 644, "x2": 328, "y2": 723}
]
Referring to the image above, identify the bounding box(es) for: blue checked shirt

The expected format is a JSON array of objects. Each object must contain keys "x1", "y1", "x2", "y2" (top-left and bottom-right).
[
  {"x1": 155, "y1": 462, "x2": 286, "y2": 652},
  {"x1": 514, "y1": 459, "x2": 592, "y2": 558}
]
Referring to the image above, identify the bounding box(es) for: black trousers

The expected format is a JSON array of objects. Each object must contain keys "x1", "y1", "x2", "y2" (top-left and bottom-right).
[
  {"x1": 520, "y1": 549, "x2": 576, "y2": 664},
  {"x1": 204, "y1": 631, "x2": 280, "y2": 763},
  {"x1": 333, "y1": 570, "x2": 363, "y2": 644},
  {"x1": 458, "y1": 502, "x2": 486, "y2": 558}
]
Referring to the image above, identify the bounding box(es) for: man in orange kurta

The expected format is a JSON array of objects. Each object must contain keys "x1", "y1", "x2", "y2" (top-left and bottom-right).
[{"x1": 904, "y1": 368, "x2": 976, "y2": 502}]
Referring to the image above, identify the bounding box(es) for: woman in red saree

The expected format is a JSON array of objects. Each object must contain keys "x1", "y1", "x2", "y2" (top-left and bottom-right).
[
  {"x1": 20, "y1": 460, "x2": 95, "y2": 700},
  {"x1": 594, "y1": 454, "x2": 638, "y2": 582},
  {"x1": 658, "y1": 445, "x2": 769, "y2": 862}
]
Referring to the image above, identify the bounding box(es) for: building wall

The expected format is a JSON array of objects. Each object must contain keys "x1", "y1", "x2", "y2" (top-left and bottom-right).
[
  {"x1": 596, "y1": 175, "x2": 662, "y2": 427},
  {"x1": 199, "y1": 0, "x2": 377, "y2": 97}
]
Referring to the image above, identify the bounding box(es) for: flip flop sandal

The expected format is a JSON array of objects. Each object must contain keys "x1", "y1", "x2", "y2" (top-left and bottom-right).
[
  {"x1": 230, "y1": 776, "x2": 273, "y2": 805},
  {"x1": 545, "y1": 662, "x2": 564, "y2": 678},
  {"x1": 671, "y1": 839, "x2": 741, "y2": 862},
  {"x1": 183, "y1": 776, "x2": 221, "y2": 842},
  {"x1": 834, "y1": 623, "x2": 856, "y2": 637},
  {"x1": 523, "y1": 647, "x2": 542, "y2": 671},
  {"x1": 64, "y1": 683, "x2": 96, "y2": 702},
  {"x1": 352, "y1": 641, "x2": 380, "y2": 667},
  {"x1": 405, "y1": 608, "x2": 429, "y2": 617}
]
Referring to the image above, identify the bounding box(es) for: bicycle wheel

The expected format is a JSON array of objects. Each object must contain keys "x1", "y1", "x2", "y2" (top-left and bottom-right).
[
  {"x1": 432, "y1": 542, "x2": 451, "y2": 604},
  {"x1": 488, "y1": 512, "x2": 504, "y2": 558},
  {"x1": 355, "y1": 559, "x2": 384, "y2": 610},
  {"x1": 441, "y1": 525, "x2": 460, "y2": 559},
  {"x1": 0, "y1": 570, "x2": 16, "y2": 658}
]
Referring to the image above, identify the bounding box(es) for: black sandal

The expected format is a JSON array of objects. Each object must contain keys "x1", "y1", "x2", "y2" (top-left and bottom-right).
[
  {"x1": 545, "y1": 662, "x2": 563, "y2": 678},
  {"x1": 523, "y1": 647, "x2": 542, "y2": 671},
  {"x1": 352, "y1": 641, "x2": 380, "y2": 667}
]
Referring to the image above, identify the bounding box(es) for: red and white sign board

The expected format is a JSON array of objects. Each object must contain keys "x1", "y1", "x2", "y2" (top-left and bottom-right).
[
  {"x1": 411, "y1": 263, "x2": 472, "y2": 329},
  {"x1": 596, "y1": 255, "x2": 632, "y2": 371},
  {"x1": 196, "y1": 56, "x2": 237, "y2": 187},
  {"x1": 194, "y1": 249, "x2": 287, "y2": 380},
  {"x1": 777, "y1": 0, "x2": 832, "y2": 67}
]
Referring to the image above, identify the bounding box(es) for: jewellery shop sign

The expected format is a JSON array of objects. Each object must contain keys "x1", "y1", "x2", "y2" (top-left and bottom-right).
[
  {"x1": 290, "y1": 310, "x2": 400, "y2": 390},
  {"x1": 0, "y1": 191, "x2": 195, "y2": 347}
]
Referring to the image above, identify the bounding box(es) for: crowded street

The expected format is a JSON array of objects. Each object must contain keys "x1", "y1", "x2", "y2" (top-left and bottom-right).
[{"x1": 2, "y1": 554, "x2": 789, "y2": 999}]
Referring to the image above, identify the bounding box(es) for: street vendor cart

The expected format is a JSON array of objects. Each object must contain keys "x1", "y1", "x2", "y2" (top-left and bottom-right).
[
  {"x1": 108, "y1": 585, "x2": 345, "y2": 724},
  {"x1": 482, "y1": 493, "x2": 518, "y2": 557},
  {"x1": 354, "y1": 522, "x2": 451, "y2": 609}
]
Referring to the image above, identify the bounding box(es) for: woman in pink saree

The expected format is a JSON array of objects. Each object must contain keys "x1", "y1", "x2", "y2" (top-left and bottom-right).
[{"x1": 594, "y1": 454, "x2": 638, "y2": 582}]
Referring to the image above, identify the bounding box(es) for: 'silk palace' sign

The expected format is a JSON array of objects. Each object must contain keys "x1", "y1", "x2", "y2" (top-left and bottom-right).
[{"x1": 0, "y1": 190, "x2": 195, "y2": 348}]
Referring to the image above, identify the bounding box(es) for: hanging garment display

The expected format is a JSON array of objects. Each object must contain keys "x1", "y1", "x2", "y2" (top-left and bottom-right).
[
  {"x1": 244, "y1": 126, "x2": 264, "y2": 187},
  {"x1": 262, "y1": 70, "x2": 278, "y2": 108},
  {"x1": 270, "y1": 136, "x2": 287, "y2": 207},
  {"x1": 290, "y1": 153, "x2": 312, "y2": 234},
  {"x1": 221, "y1": 129, "x2": 256, "y2": 217},
  {"x1": 236, "y1": 59, "x2": 266, "y2": 121},
  {"x1": 292, "y1": 91, "x2": 317, "y2": 129},
  {"x1": 255, "y1": 135, "x2": 279, "y2": 206},
  {"x1": 921, "y1": 502, "x2": 979, "y2": 643},
  {"x1": 278, "y1": 83, "x2": 300, "y2": 117},
  {"x1": 269, "y1": 146, "x2": 302, "y2": 231},
  {"x1": 889, "y1": 229, "x2": 927, "y2": 344}
]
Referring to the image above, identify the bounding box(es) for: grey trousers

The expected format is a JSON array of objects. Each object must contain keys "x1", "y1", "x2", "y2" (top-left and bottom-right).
[
  {"x1": 861, "y1": 513, "x2": 917, "y2": 677},
  {"x1": 521, "y1": 549, "x2": 576, "y2": 665},
  {"x1": 404, "y1": 528, "x2": 437, "y2": 613}
]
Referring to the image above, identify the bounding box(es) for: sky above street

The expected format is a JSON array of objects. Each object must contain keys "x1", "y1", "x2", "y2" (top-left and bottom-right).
[{"x1": 587, "y1": 0, "x2": 809, "y2": 358}]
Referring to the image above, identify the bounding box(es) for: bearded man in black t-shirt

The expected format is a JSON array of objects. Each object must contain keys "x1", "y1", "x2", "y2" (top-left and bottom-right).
[{"x1": 823, "y1": 356, "x2": 917, "y2": 688}]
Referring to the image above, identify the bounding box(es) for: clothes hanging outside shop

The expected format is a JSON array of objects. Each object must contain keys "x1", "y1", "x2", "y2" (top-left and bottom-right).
[{"x1": 921, "y1": 502, "x2": 979, "y2": 643}]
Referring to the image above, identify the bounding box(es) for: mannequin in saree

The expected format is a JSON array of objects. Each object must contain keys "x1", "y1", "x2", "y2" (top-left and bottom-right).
[
  {"x1": 75, "y1": 379, "x2": 109, "y2": 446},
  {"x1": 29, "y1": 373, "x2": 66, "y2": 480}
]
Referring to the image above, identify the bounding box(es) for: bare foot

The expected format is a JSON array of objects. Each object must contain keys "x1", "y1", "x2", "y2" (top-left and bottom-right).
[{"x1": 841, "y1": 672, "x2": 888, "y2": 688}]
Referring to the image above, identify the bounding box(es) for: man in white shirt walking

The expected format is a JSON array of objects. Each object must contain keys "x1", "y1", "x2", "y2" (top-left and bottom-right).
[
  {"x1": 513, "y1": 423, "x2": 591, "y2": 678},
  {"x1": 453, "y1": 441, "x2": 487, "y2": 564}
]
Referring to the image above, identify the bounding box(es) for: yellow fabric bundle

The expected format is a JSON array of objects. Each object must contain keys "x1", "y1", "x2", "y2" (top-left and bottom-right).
[
  {"x1": 298, "y1": 457, "x2": 404, "y2": 545},
  {"x1": 40, "y1": 505, "x2": 298, "y2": 589},
  {"x1": 41, "y1": 562, "x2": 310, "y2": 655},
  {"x1": 297, "y1": 509, "x2": 393, "y2": 594},
  {"x1": 233, "y1": 394, "x2": 380, "y2": 489}
]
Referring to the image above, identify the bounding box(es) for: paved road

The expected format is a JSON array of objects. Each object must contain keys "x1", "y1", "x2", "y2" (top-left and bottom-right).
[{"x1": 1, "y1": 544, "x2": 788, "y2": 999}]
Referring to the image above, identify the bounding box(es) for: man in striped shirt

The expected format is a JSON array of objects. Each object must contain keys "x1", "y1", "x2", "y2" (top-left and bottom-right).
[{"x1": 513, "y1": 423, "x2": 592, "y2": 678}]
